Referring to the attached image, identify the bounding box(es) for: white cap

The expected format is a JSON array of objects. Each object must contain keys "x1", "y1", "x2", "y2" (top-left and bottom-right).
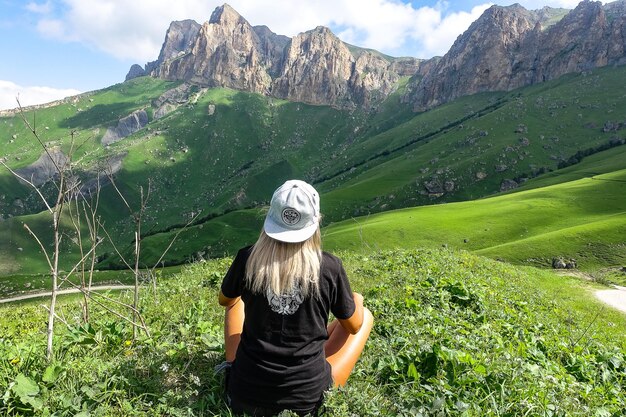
[{"x1": 264, "y1": 180, "x2": 320, "y2": 243}]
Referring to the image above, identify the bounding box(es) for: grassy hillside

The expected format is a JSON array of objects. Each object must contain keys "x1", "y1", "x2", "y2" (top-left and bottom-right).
[
  {"x1": 1, "y1": 249, "x2": 624, "y2": 416},
  {"x1": 318, "y1": 66, "x2": 626, "y2": 219},
  {"x1": 323, "y1": 160, "x2": 626, "y2": 272},
  {"x1": 1, "y1": 65, "x2": 626, "y2": 275}
]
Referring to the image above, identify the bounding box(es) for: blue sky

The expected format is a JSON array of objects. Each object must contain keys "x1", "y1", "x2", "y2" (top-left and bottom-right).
[{"x1": 0, "y1": 0, "x2": 598, "y2": 110}]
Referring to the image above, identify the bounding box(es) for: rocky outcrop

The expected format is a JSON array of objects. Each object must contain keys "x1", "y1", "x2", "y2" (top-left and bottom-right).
[
  {"x1": 406, "y1": 4, "x2": 538, "y2": 110},
  {"x1": 253, "y1": 25, "x2": 290, "y2": 77},
  {"x1": 156, "y1": 19, "x2": 202, "y2": 63},
  {"x1": 531, "y1": 1, "x2": 626, "y2": 83},
  {"x1": 155, "y1": 5, "x2": 273, "y2": 94},
  {"x1": 125, "y1": 64, "x2": 146, "y2": 81},
  {"x1": 272, "y1": 27, "x2": 354, "y2": 105},
  {"x1": 499, "y1": 178, "x2": 519, "y2": 192},
  {"x1": 101, "y1": 109, "x2": 149, "y2": 146},
  {"x1": 127, "y1": 1, "x2": 626, "y2": 111},
  {"x1": 130, "y1": 4, "x2": 417, "y2": 108},
  {"x1": 125, "y1": 20, "x2": 202, "y2": 81},
  {"x1": 389, "y1": 56, "x2": 428, "y2": 76},
  {"x1": 152, "y1": 83, "x2": 197, "y2": 118},
  {"x1": 271, "y1": 27, "x2": 399, "y2": 107},
  {"x1": 15, "y1": 149, "x2": 69, "y2": 186},
  {"x1": 406, "y1": 1, "x2": 626, "y2": 111}
]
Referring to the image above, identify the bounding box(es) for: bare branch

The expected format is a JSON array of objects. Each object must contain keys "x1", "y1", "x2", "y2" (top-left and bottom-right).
[
  {"x1": 56, "y1": 238, "x2": 102, "y2": 286},
  {"x1": 16, "y1": 99, "x2": 64, "y2": 177},
  {"x1": 87, "y1": 294, "x2": 150, "y2": 336},
  {"x1": 1, "y1": 160, "x2": 54, "y2": 214},
  {"x1": 23, "y1": 223, "x2": 53, "y2": 271},
  {"x1": 150, "y1": 210, "x2": 201, "y2": 271},
  {"x1": 105, "y1": 168, "x2": 133, "y2": 214},
  {"x1": 40, "y1": 304, "x2": 69, "y2": 327},
  {"x1": 98, "y1": 219, "x2": 134, "y2": 271},
  {"x1": 58, "y1": 279, "x2": 150, "y2": 335}
]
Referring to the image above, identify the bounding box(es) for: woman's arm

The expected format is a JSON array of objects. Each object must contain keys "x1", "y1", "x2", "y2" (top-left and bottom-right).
[
  {"x1": 338, "y1": 292, "x2": 364, "y2": 335},
  {"x1": 219, "y1": 290, "x2": 240, "y2": 307}
]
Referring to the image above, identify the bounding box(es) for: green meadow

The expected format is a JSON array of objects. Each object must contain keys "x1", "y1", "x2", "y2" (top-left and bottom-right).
[
  {"x1": 1, "y1": 248, "x2": 625, "y2": 416},
  {"x1": 2, "y1": 66, "x2": 626, "y2": 276},
  {"x1": 323, "y1": 161, "x2": 626, "y2": 272}
]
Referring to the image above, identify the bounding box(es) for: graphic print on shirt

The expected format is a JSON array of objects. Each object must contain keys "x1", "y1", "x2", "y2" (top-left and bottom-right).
[{"x1": 266, "y1": 285, "x2": 304, "y2": 315}]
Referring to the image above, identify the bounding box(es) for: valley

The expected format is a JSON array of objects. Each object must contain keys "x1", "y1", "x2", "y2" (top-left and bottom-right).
[{"x1": 0, "y1": 1, "x2": 625, "y2": 415}]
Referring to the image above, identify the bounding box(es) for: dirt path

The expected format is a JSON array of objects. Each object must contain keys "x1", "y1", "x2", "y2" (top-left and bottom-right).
[
  {"x1": 0, "y1": 285, "x2": 134, "y2": 304},
  {"x1": 555, "y1": 271, "x2": 626, "y2": 315},
  {"x1": 595, "y1": 286, "x2": 626, "y2": 314}
]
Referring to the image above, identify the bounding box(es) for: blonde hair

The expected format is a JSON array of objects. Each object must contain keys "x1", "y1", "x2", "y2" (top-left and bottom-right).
[{"x1": 245, "y1": 228, "x2": 322, "y2": 298}]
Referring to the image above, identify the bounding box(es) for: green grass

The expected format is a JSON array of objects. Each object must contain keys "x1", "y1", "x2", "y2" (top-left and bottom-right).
[
  {"x1": 318, "y1": 66, "x2": 626, "y2": 220},
  {"x1": 2, "y1": 65, "x2": 626, "y2": 275},
  {"x1": 0, "y1": 266, "x2": 183, "y2": 299},
  {"x1": 1, "y1": 248, "x2": 625, "y2": 416},
  {"x1": 97, "y1": 209, "x2": 265, "y2": 270},
  {"x1": 323, "y1": 167, "x2": 626, "y2": 271}
]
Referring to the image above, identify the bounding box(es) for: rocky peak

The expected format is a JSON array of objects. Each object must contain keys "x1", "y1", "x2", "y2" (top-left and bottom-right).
[
  {"x1": 128, "y1": 1, "x2": 625, "y2": 111},
  {"x1": 532, "y1": 0, "x2": 621, "y2": 82},
  {"x1": 252, "y1": 25, "x2": 290, "y2": 76},
  {"x1": 405, "y1": 0, "x2": 626, "y2": 111},
  {"x1": 271, "y1": 26, "x2": 356, "y2": 105},
  {"x1": 157, "y1": 20, "x2": 202, "y2": 63},
  {"x1": 405, "y1": 4, "x2": 538, "y2": 110},
  {"x1": 155, "y1": 3, "x2": 271, "y2": 93},
  {"x1": 209, "y1": 3, "x2": 245, "y2": 25},
  {"x1": 270, "y1": 26, "x2": 401, "y2": 107},
  {"x1": 135, "y1": 4, "x2": 406, "y2": 109},
  {"x1": 534, "y1": 6, "x2": 570, "y2": 30},
  {"x1": 126, "y1": 20, "x2": 201, "y2": 81},
  {"x1": 605, "y1": 0, "x2": 626, "y2": 16}
]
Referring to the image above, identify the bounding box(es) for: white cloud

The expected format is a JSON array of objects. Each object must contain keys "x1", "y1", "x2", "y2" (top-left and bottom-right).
[
  {"x1": 36, "y1": 18, "x2": 72, "y2": 40},
  {"x1": 230, "y1": 0, "x2": 492, "y2": 57},
  {"x1": 26, "y1": 1, "x2": 53, "y2": 14},
  {"x1": 26, "y1": 0, "x2": 609, "y2": 63},
  {"x1": 419, "y1": 4, "x2": 493, "y2": 57},
  {"x1": 0, "y1": 80, "x2": 81, "y2": 111},
  {"x1": 30, "y1": 0, "x2": 495, "y2": 61},
  {"x1": 36, "y1": 0, "x2": 222, "y2": 62}
]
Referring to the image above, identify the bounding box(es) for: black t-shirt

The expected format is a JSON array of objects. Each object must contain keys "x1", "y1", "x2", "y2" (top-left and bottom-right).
[{"x1": 221, "y1": 246, "x2": 356, "y2": 413}]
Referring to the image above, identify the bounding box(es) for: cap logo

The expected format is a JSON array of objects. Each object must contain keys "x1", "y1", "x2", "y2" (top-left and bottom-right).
[{"x1": 281, "y1": 208, "x2": 301, "y2": 225}]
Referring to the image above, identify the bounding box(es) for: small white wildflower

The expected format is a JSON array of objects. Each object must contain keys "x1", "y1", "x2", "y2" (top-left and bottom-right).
[
  {"x1": 160, "y1": 363, "x2": 170, "y2": 372},
  {"x1": 190, "y1": 374, "x2": 201, "y2": 386}
]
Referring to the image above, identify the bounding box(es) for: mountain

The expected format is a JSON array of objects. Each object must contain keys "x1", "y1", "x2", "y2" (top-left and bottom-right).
[
  {"x1": 128, "y1": 2, "x2": 626, "y2": 110},
  {"x1": 1, "y1": 2, "x2": 625, "y2": 276},
  {"x1": 404, "y1": 1, "x2": 626, "y2": 110},
  {"x1": 126, "y1": 4, "x2": 424, "y2": 109}
]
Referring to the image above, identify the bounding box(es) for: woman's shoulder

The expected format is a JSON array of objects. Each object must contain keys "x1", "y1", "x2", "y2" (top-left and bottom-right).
[
  {"x1": 232, "y1": 245, "x2": 254, "y2": 262},
  {"x1": 321, "y1": 251, "x2": 344, "y2": 271},
  {"x1": 238, "y1": 245, "x2": 254, "y2": 254}
]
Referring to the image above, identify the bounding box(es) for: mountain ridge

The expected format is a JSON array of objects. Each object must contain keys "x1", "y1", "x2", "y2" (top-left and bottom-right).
[
  {"x1": 127, "y1": 1, "x2": 626, "y2": 110},
  {"x1": 126, "y1": 3, "x2": 426, "y2": 109},
  {"x1": 405, "y1": 0, "x2": 626, "y2": 109}
]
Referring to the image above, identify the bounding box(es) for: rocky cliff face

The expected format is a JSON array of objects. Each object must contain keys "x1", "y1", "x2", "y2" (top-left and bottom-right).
[
  {"x1": 129, "y1": 4, "x2": 423, "y2": 109},
  {"x1": 270, "y1": 27, "x2": 403, "y2": 107},
  {"x1": 156, "y1": 19, "x2": 202, "y2": 63},
  {"x1": 127, "y1": 20, "x2": 201, "y2": 80},
  {"x1": 405, "y1": 1, "x2": 626, "y2": 111},
  {"x1": 154, "y1": 5, "x2": 272, "y2": 94},
  {"x1": 127, "y1": 1, "x2": 625, "y2": 111}
]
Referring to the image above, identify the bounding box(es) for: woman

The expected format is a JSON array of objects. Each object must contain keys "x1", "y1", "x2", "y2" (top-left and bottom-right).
[{"x1": 218, "y1": 179, "x2": 373, "y2": 416}]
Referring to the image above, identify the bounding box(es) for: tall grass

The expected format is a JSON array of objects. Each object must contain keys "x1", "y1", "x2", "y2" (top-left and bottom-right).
[{"x1": 1, "y1": 249, "x2": 624, "y2": 416}]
